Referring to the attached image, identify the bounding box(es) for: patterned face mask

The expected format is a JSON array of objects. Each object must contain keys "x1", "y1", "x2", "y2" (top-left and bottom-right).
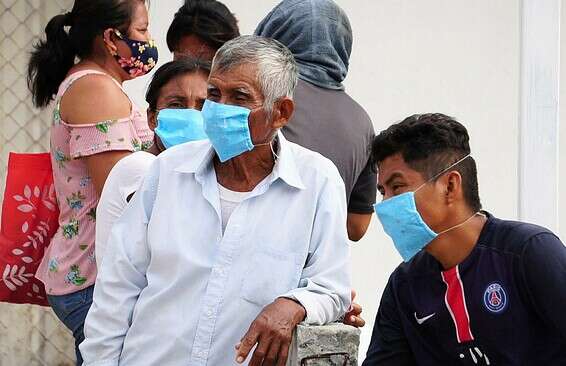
[{"x1": 112, "y1": 29, "x2": 158, "y2": 78}]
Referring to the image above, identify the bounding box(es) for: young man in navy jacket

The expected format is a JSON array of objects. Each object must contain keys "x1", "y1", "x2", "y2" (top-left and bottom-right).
[{"x1": 364, "y1": 113, "x2": 566, "y2": 365}]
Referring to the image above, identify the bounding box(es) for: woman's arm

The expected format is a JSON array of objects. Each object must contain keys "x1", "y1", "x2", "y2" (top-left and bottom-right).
[{"x1": 60, "y1": 73, "x2": 134, "y2": 195}]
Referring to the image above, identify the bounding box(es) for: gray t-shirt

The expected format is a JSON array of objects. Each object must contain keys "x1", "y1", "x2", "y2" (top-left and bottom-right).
[{"x1": 282, "y1": 79, "x2": 377, "y2": 214}]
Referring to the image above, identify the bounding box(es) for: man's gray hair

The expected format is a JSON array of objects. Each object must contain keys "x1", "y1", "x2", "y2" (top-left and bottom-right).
[{"x1": 212, "y1": 35, "x2": 298, "y2": 112}]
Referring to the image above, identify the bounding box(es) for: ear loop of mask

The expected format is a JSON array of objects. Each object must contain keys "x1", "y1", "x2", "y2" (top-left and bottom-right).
[
  {"x1": 109, "y1": 29, "x2": 124, "y2": 56},
  {"x1": 248, "y1": 105, "x2": 281, "y2": 161},
  {"x1": 414, "y1": 153, "x2": 472, "y2": 193},
  {"x1": 252, "y1": 107, "x2": 280, "y2": 162},
  {"x1": 254, "y1": 138, "x2": 279, "y2": 161},
  {"x1": 437, "y1": 211, "x2": 486, "y2": 236},
  {"x1": 270, "y1": 140, "x2": 280, "y2": 160},
  {"x1": 413, "y1": 153, "x2": 485, "y2": 235}
]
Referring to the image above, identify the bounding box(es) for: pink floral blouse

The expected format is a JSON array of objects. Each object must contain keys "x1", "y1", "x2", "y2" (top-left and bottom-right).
[{"x1": 35, "y1": 70, "x2": 154, "y2": 295}]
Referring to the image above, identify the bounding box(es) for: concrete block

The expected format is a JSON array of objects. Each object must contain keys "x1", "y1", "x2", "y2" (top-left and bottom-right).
[{"x1": 286, "y1": 323, "x2": 360, "y2": 365}]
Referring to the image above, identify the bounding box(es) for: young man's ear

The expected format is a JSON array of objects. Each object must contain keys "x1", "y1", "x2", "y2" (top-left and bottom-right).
[
  {"x1": 147, "y1": 108, "x2": 157, "y2": 131},
  {"x1": 444, "y1": 171, "x2": 463, "y2": 205},
  {"x1": 271, "y1": 97, "x2": 294, "y2": 129}
]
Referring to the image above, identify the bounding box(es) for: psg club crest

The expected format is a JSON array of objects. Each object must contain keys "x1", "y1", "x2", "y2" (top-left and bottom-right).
[{"x1": 483, "y1": 283, "x2": 507, "y2": 313}]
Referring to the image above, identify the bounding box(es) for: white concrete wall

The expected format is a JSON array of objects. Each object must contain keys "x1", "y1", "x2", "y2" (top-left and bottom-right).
[
  {"x1": 126, "y1": 0, "x2": 524, "y2": 361},
  {"x1": 560, "y1": 1, "x2": 566, "y2": 240}
]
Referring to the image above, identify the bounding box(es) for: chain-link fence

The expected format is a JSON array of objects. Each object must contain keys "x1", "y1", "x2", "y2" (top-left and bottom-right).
[{"x1": 1, "y1": 0, "x2": 75, "y2": 365}]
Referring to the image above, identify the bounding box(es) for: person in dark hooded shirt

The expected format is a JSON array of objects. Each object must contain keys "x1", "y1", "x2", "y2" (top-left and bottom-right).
[{"x1": 256, "y1": 0, "x2": 376, "y2": 241}]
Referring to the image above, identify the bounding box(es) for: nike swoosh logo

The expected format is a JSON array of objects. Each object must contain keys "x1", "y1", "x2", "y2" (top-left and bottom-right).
[{"x1": 414, "y1": 312, "x2": 436, "y2": 325}]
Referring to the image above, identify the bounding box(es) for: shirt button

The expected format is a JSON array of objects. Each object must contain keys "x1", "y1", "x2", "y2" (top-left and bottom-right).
[{"x1": 206, "y1": 309, "x2": 214, "y2": 318}]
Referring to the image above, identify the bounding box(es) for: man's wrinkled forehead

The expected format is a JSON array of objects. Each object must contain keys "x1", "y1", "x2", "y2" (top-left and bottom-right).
[
  {"x1": 208, "y1": 63, "x2": 260, "y2": 91},
  {"x1": 211, "y1": 58, "x2": 258, "y2": 78}
]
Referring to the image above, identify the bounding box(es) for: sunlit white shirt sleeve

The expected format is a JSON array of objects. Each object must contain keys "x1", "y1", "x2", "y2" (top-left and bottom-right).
[
  {"x1": 80, "y1": 160, "x2": 158, "y2": 366},
  {"x1": 95, "y1": 151, "x2": 156, "y2": 269},
  {"x1": 281, "y1": 173, "x2": 351, "y2": 325}
]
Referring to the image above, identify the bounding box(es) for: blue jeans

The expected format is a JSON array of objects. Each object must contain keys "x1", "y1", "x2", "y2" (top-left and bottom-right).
[{"x1": 48, "y1": 285, "x2": 94, "y2": 366}]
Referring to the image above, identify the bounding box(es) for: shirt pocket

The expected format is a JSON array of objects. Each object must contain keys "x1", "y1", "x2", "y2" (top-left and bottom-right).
[{"x1": 241, "y1": 249, "x2": 303, "y2": 307}]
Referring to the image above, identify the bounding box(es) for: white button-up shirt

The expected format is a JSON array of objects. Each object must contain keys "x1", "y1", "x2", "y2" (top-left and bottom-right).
[{"x1": 80, "y1": 133, "x2": 351, "y2": 366}]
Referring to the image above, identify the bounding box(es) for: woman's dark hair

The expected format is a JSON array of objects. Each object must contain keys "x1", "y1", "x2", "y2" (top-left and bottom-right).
[
  {"x1": 145, "y1": 58, "x2": 211, "y2": 111},
  {"x1": 27, "y1": 0, "x2": 146, "y2": 108},
  {"x1": 166, "y1": 0, "x2": 239, "y2": 53},
  {"x1": 371, "y1": 113, "x2": 482, "y2": 212}
]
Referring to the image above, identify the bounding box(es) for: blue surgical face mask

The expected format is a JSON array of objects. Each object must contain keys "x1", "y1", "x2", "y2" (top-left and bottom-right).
[
  {"x1": 155, "y1": 108, "x2": 207, "y2": 149},
  {"x1": 374, "y1": 154, "x2": 479, "y2": 262},
  {"x1": 201, "y1": 100, "x2": 257, "y2": 162}
]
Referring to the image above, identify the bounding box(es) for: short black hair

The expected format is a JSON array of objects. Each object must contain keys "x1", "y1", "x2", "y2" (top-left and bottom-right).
[
  {"x1": 166, "y1": 0, "x2": 240, "y2": 53},
  {"x1": 371, "y1": 113, "x2": 482, "y2": 212},
  {"x1": 145, "y1": 57, "x2": 211, "y2": 111}
]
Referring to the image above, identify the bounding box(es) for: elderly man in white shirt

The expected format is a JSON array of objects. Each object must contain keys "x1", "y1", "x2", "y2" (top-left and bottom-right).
[{"x1": 80, "y1": 35, "x2": 351, "y2": 366}]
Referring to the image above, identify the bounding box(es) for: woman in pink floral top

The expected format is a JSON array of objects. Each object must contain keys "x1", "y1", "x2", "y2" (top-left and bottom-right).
[{"x1": 27, "y1": 0, "x2": 157, "y2": 364}]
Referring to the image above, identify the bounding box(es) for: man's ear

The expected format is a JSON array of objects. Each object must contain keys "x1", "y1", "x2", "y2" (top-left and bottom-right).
[
  {"x1": 271, "y1": 97, "x2": 294, "y2": 129},
  {"x1": 444, "y1": 171, "x2": 463, "y2": 205},
  {"x1": 147, "y1": 108, "x2": 157, "y2": 131},
  {"x1": 102, "y1": 28, "x2": 118, "y2": 56}
]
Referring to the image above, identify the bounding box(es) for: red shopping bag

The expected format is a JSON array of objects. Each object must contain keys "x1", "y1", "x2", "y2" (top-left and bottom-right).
[{"x1": 0, "y1": 152, "x2": 59, "y2": 306}]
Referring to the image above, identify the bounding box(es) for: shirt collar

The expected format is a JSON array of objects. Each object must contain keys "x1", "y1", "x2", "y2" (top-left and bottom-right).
[
  {"x1": 173, "y1": 132, "x2": 305, "y2": 190},
  {"x1": 270, "y1": 131, "x2": 306, "y2": 190}
]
